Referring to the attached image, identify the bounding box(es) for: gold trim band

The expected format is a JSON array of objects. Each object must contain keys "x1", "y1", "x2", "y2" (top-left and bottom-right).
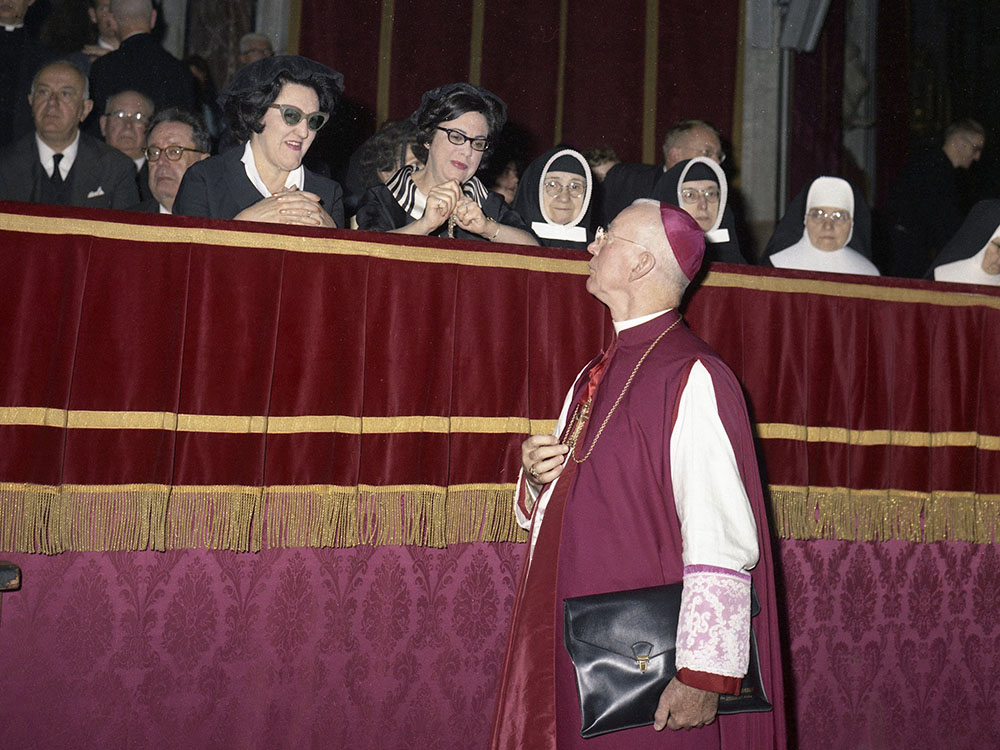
[
  {"x1": 756, "y1": 422, "x2": 1000, "y2": 450},
  {"x1": 0, "y1": 212, "x2": 588, "y2": 275},
  {"x1": 0, "y1": 406, "x2": 557, "y2": 437},
  {"x1": 5, "y1": 406, "x2": 998, "y2": 449},
  {"x1": 6, "y1": 210, "x2": 1000, "y2": 307}
]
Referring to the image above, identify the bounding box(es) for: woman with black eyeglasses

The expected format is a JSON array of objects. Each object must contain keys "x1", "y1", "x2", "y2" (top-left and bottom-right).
[
  {"x1": 173, "y1": 55, "x2": 345, "y2": 227},
  {"x1": 512, "y1": 147, "x2": 595, "y2": 250},
  {"x1": 356, "y1": 82, "x2": 536, "y2": 244}
]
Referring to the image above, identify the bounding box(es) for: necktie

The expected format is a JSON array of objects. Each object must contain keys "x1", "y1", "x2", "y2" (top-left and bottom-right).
[{"x1": 51, "y1": 153, "x2": 64, "y2": 186}]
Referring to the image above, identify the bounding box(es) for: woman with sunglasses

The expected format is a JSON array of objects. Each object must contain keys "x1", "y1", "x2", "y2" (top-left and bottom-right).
[
  {"x1": 356, "y1": 82, "x2": 536, "y2": 244},
  {"x1": 173, "y1": 55, "x2": 345, "y2": 227}
]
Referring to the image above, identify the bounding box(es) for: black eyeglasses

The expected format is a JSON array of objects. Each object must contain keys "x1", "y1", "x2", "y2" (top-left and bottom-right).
[
  {"x1": 269, "y1": 104, "x2": 329, "y2": 132},
  {"x1": 144, "y1": 144, "x2": 206, "y2": 162},
  {"x1": 436, "y1": 126, "x2": 490, "y2": 152}
]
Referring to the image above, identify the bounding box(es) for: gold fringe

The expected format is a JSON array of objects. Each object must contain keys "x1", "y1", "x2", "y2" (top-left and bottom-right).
[
  {"x1": 0, "y1": 482, "x2": 532, "y2": 553},
  {"x1": 3, "y1": 482, "x2": 995, "y2": 554},
  {"x1": 767, "y1": 485, "x2": 1000, "y2": 544}
]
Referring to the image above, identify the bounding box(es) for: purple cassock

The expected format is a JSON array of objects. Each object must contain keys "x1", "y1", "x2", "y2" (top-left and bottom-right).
[{"x1": 491, "y1": 309, "x2": 787, "y2": 749}]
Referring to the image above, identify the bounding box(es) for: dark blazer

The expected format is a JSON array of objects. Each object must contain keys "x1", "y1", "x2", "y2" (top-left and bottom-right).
[
  {"x1": 173, "y1": 145, "x2": 345, "y2": 227},
  {"x1": 88, "y1": 33, "x2": 196, "y2": 127},
  {"x1": 599, "y1": 162, "x2": 662, "y2": 224},
  {"x1": 0, "y1": 27, "x2": 53, "y2": 149},
  {"x1": 0, "y1": 131, "x2": 140, "y2": 209},
  {"x1": 136, "y1": 159, "x2": 152, "y2": 202}
]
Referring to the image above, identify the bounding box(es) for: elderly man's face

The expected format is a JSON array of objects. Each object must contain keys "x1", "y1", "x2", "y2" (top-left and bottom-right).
[
  {"x1": 666, "y1": 126, "x2": 723, "y2": 169},
  {"x1": 146, "y1": 120, "x2": 208, "y2": 212},
  {"x1": 100, "y1": 91, "x2": 152, "y2": 161},
  {"x1": 239, "y1": 39, "x2": 273, "y2": 67},
  {"x1": 586, "y1": 208, "x2": 647, "y2": 305},
  {"x1": 982, "y1": 237, "x2": 1000, "y2": 275},
  {"x1": 956, "y1": 133, "x2": 985, "y2": 169},
  {"x1": 30, "y1": 63, "x2": 92, "y2": 147},
  {"x1": 0, "y1": 0, "x2": 34, "y2": 26}
]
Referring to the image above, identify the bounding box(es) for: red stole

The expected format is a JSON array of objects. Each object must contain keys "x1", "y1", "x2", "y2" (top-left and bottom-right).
[{"x1": 489, "y1": 341, "x2": 616, "y2": 750}]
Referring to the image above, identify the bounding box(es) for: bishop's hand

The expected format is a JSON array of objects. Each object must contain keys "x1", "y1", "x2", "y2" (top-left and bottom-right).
[{"x1": 521, "y1": 434, "x2": 569, "y2": 487}]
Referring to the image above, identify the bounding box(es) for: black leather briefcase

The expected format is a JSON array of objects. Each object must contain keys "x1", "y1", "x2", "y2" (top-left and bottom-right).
[{"x1": 563, "y1": 582, "x2": 772, "y2": 738}]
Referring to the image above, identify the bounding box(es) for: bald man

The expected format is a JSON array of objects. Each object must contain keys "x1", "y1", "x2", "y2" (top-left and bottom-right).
[
  {"x1": 0, "y1": 60, "x2": 138, "y2": 208},
  {"x1": 490, "y1": 201, "x2": 785, "y2": 749},
  {"x1": 88, "y1": 0, "x2": 195, "y2": 123}
]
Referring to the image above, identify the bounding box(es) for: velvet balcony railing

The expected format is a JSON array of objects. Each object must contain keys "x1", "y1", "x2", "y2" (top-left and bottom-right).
[
  {"x1": 1, "y1": 203, "x2": 997, "y2": 553},
  {"x1": 1, "y1": 203, "x2": 999, "y2": 749}
]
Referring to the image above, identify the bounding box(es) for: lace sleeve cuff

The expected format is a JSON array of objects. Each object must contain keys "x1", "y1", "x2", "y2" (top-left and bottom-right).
[{"x1": 676, "y1": 564, "x2": 752, "y2": 680}]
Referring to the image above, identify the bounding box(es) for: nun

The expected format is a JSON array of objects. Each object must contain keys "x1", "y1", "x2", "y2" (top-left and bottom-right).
[
  {"x1": 927, "y1": 199, "x2": 1000, "y2": 285},
  {"x1": 651, "y1": 156, "x2": 746, "y2": 264},
  {"x1": 512, "y1": 147, "x2": 594, "y2": 250},
  {"x1": 763, "y1": 176, "x2": 879, "y2": 276}
]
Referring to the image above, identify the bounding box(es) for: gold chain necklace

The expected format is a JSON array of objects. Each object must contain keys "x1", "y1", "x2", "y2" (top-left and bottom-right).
[{"x1": 563, "y1": 315, "x2": 682, "y2": 464}]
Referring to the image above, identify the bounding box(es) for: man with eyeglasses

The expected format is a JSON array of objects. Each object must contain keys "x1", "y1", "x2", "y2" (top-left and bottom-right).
[
  {"x1": 100, "y1": 89, "x2": 153, "y2": 199},
  {"x1": 492, "y1": 200, "x2": 785, "y2": 747},
  {"x1": 128, "y1": 107, "x2": 209, "y2": 214},
  {"x1": 598, "y1": 119, "x2": 726, "y2": 225},
  {"x1": 0, "y1": 60, "x2": 138, "y2": 209},
  {"x1": 884, "y1": 118, "x2": 986, "y2": 278}
]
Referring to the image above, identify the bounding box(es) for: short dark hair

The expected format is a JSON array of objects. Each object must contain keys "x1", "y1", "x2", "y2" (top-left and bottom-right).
[
  {"x1": 411, "y1": 84, "x2": 506, "y2": 164},
  {"x1": 224, "y1": 72, "x2": 340, "y2": 143},
  {"x1": 147, "y1": 107, "x2": 211, "y2": 153}
]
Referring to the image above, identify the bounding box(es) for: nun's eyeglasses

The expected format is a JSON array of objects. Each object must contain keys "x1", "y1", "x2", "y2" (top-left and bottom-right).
[
  {"x1": 680, "y1": 187, "x2": 720, "y2": 204},
  {"x1": 806, "y1": 208, "x2": 851, "y2": 224},
  {"x1": 436, "y1": 127, "x2": 490, "y2": 152},
  {"x1": 269, "y1": 104, "x2": 330, "y2": 131},
  {"x1": 544, "y1": 179, "x2": 586, "y2": 199}
]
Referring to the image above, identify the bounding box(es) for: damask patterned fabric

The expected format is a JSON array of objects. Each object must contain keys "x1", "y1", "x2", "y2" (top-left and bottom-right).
[{"x1": 2, "y1": 540, "x2": 999, "y2": 748}]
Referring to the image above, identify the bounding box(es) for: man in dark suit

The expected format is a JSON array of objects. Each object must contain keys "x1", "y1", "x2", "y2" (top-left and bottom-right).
[
  {"x1": 0, "y1": 0, "x2": 52, "y2": 148},
  {"x1": 600, "y1": 120, "x2": 725, "y2": 223},
  {"x1": 0, "y1": 60, "x2": 139, "y2": 209},
  {"x1": 100, "y1": 89, "x2": 153, "y2": 200},
  {"x1": 88, "y1": 0, "x2": 195, "y2": 123},
  {"x1": 129, "y1": 107, "x2": 209, "y2": 214}
]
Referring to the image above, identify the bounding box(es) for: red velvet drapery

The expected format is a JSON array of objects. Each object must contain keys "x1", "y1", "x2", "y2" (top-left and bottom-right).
[
  {"x1": 2, "y1": 204, "x2": 1000, "y2": 749},
  {"x1": 297, "y1": 0, "x2": 740, "y2": 161}
]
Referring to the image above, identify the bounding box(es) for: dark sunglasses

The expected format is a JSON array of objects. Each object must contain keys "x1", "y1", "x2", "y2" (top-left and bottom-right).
[{"x1": 268, "y1": 104, "x2": 329, "y2": 131}]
